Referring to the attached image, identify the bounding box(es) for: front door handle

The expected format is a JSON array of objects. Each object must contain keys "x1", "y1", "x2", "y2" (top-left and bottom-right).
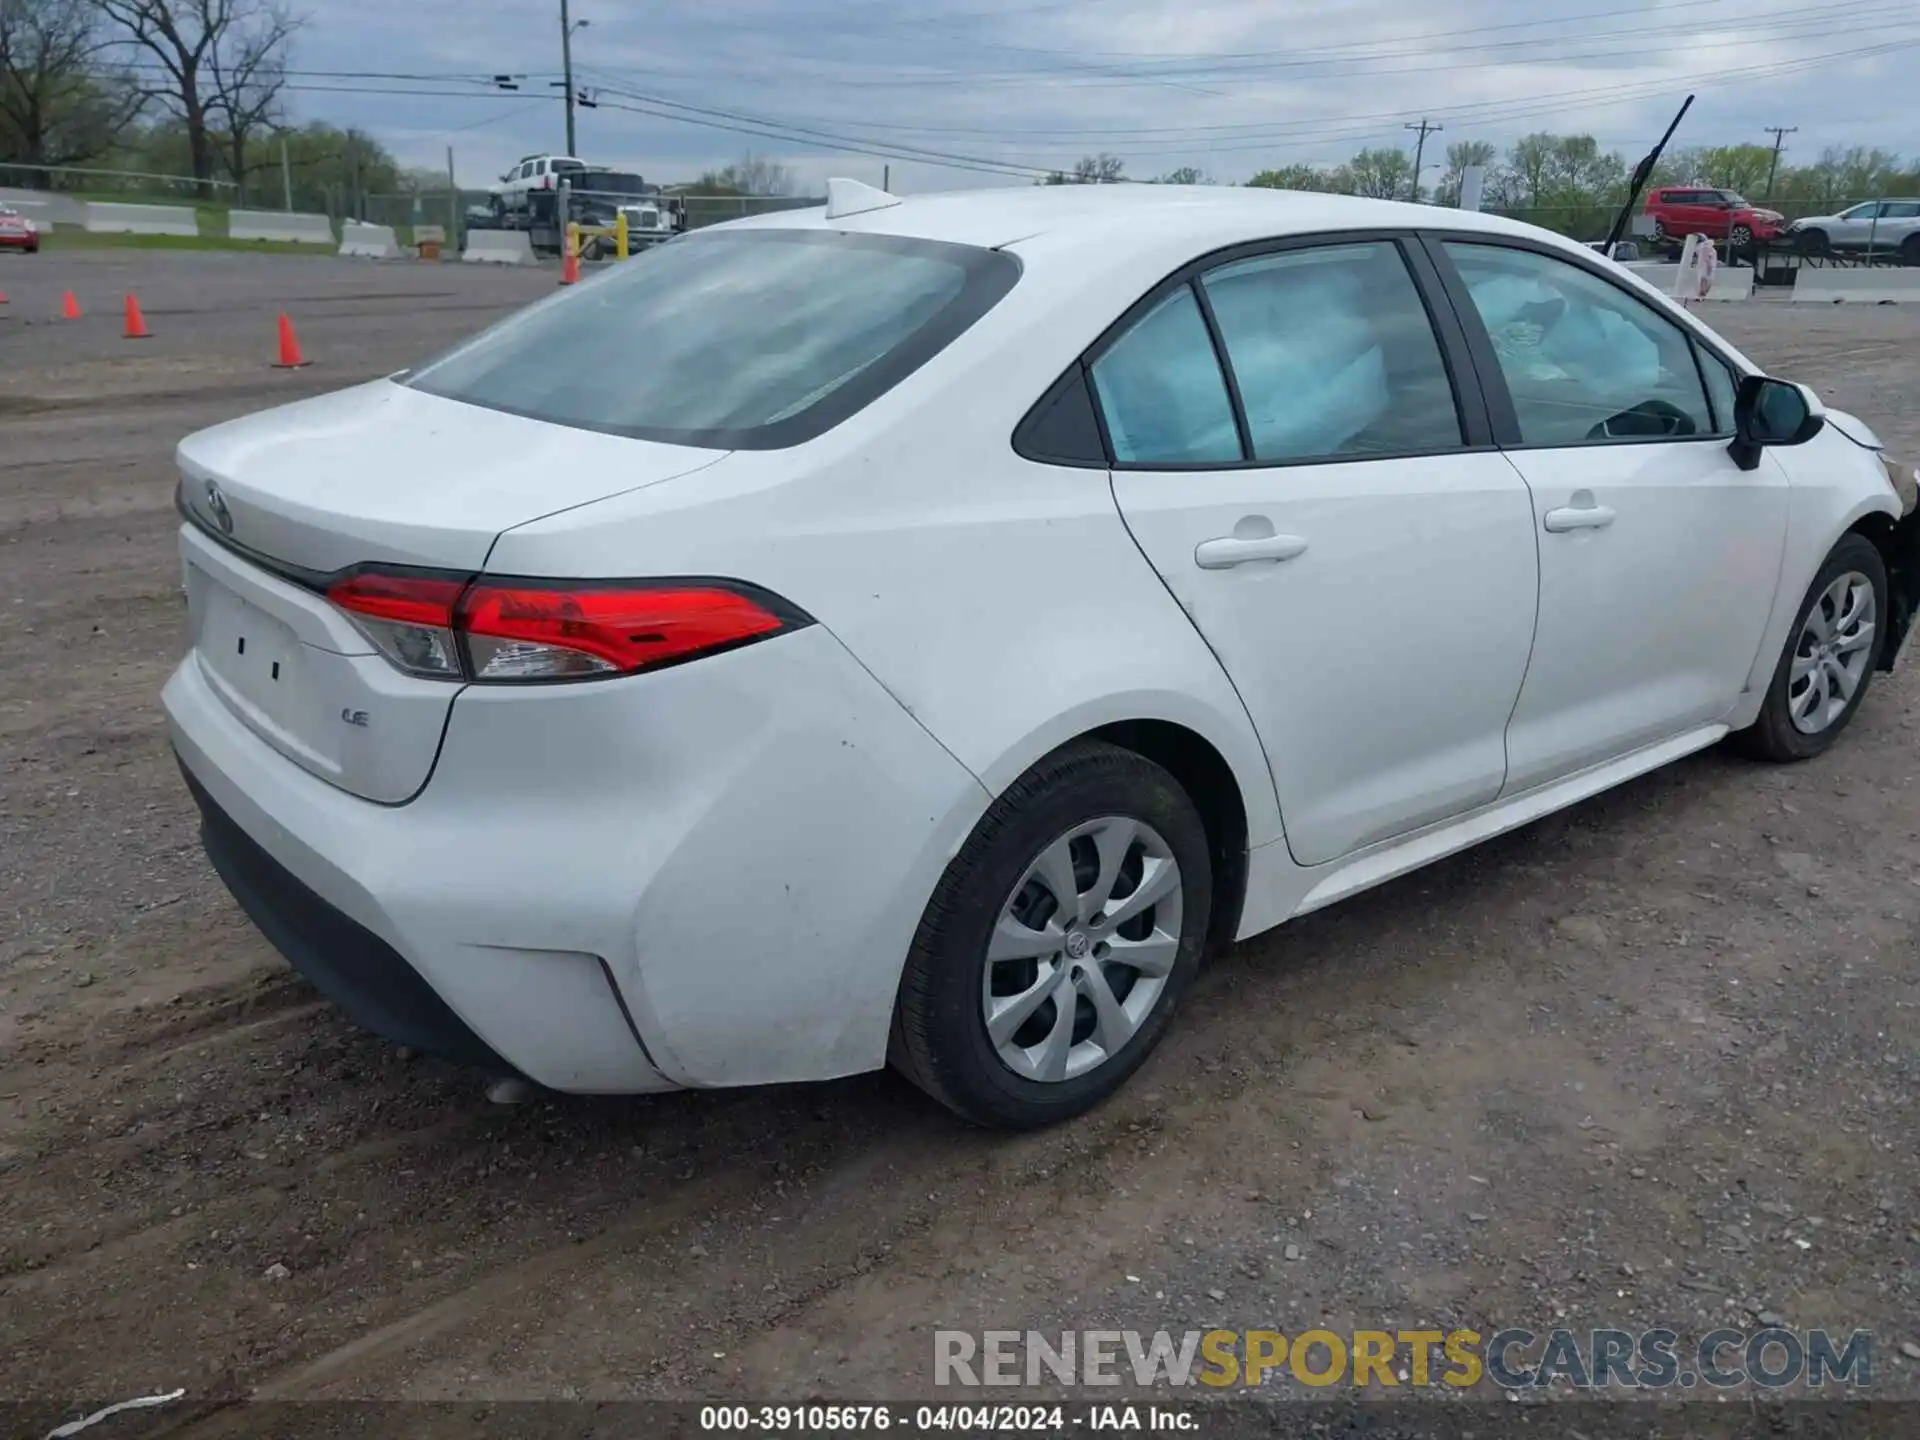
[
  {"x1": 1194, "y1": 534, "x2": 1310, "y2": 569},
  {"x1": 1543, "y1": 503, "x2": 1617, "y2": 533}
]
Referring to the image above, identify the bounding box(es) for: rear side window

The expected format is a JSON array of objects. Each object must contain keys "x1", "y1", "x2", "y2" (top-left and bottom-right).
[
  {"x1": 1089, "y1": 287, "x2": 1242, "y2": 465},
  {"x1": 406, "y1": 230, "x2": 1020, "y2": 449},
  {"x1": 1199, "y1": 242, "x2": 1462, "y2": 460}
]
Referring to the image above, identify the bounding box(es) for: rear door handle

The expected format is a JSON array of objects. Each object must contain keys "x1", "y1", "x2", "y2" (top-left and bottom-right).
[
  {"x1": 1543, "y1": 504, "x2": 1617, "y2": 533},
  {"x1": 1194, "y1": 534, "x2": 1309, "y2": 569}
]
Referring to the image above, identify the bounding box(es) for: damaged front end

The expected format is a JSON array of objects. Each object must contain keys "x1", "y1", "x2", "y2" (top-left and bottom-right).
[{"x1": 1874, "y1": 454, "x2": 1920, "y2": 672}]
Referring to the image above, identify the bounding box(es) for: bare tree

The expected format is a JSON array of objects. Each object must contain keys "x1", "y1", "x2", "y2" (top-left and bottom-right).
[
  {"x1": 699, "y1": 151, "x2": 794, "y2": 197},
  {"x1": 204, "y1": 0, "x2": 289, "y2": 195},
  {"x1": 91, "y1": 0, "x2": 295, "y2": 196},
  {"x1": 0, "y1": 0, "x2": 140, "y2": 174}
]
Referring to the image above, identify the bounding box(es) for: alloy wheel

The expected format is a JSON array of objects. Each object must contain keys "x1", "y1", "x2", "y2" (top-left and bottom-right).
[
  {"x1": 1788, "y1": 571, "x2": 1876, "y2": 734},
  {"x1": 981, "y1": 816, "x2": 1183, "y2": 1083}
]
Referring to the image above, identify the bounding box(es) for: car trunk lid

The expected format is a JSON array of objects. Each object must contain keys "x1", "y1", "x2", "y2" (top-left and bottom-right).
[{"x1": 175, "y1": 379, "x2": 727, "y2": 801}]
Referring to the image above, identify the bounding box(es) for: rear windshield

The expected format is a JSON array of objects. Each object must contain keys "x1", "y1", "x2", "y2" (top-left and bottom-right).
[{"x1": 405, "y1": 230, "x2": 1019, "y2": 449}]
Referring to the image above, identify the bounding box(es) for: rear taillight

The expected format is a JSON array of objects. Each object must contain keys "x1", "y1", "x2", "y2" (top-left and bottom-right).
[
  {"x1": 326, "y1": 572, "x2": 466, "y2": 678},
  {"x1": 325, "y1": 571, "x2": 806, "y2": 684}
]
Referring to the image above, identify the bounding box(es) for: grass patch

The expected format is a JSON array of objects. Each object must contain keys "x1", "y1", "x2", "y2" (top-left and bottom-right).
[{"x1": 40, "y1": 229, "x2": 338, "y2": 256}]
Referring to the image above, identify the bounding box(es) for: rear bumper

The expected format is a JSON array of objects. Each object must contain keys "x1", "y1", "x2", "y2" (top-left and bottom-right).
[
  {"x1": 182, "y1": 760, "x2": 517, "y2": 1073},
  {"x1": 164, "y1": 622, "x2": 990, "y2": 1094}
]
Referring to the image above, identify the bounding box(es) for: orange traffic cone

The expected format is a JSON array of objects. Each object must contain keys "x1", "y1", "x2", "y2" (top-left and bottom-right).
[
  {"x1": 560, "y1": 247, "x2": 580, "y2": 286},
  {"x1": 272, "y1": 313, "x2": 309, "y2": 369},
  {"x1": 123, "y1": 293, "x2": 152, "y2": 340},
  {"x1": 0, "y1": 287, "x2": 9, "y2": 304},
  {"x1": 61, "y1": 290, "x2": 81, "y2": 320}
]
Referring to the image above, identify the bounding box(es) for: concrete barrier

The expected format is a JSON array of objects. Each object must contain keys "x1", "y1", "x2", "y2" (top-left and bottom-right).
[
  {"x1": 463, "y1": 229, "x2": 536, "y2": 265},
  {"x1": 1792, "y1": 268, "x2": 1920, "y2": 303},
  {"x1": 1624, "y1": 261, "x2": 1681, "y2": 293},
  {"x1": 0, "y1": 188, "x2": 85, "y2": 227},
  {"x1": 338, "y1": 221, "x2": 402, "y2": 259},
  {"x1": 82, "y1": 201, "x2": 198, "y2": 237},
  {"x1": 230, "y1": 209, "x2": 334, "y2": 244},
  {"x1": 1620, "y1": 261, "x2": 1754, "y2": 302},
  {"x1": 1701, "y1": 269, "x2": 1754, "y2": 301}
]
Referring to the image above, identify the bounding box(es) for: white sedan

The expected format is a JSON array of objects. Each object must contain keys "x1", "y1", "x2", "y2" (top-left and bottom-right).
[{"x1": 164, "y1": 181, "x2": 1920, "y2": 1129}]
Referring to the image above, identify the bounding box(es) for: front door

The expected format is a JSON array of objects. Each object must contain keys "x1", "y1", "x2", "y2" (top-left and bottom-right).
[
  {"x1": 1098, "y1": 237, "x2": 1540, "y2": 866},
  {"x1": 1434, "y1": 239, "x2": 1791, "y2": 792}
]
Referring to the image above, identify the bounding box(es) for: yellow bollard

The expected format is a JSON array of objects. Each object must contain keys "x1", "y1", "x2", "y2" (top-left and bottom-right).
[{"x1": 616, "y1": 211, "x2": 629, "y2": 260}]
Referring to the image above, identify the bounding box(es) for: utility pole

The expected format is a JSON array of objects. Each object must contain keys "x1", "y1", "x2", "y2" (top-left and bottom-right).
[
  {"x1": 1762, "y1": 125, "x2": 1796, "y2": 199},
  {"x1": 560, "y1": 0, "x2": 578, "y2": 156},
  {"x1": 280, "y1": 135, "x2": 292, "y2": 212},
  {"x1": 1405, "y1": 119, "x2": 1442, "y2": 202}
]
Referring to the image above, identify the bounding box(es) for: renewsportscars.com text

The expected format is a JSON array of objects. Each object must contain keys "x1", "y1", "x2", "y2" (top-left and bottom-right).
[{"x1": 934, "y1": 1327, "x2": 1875, "y2": 1390}]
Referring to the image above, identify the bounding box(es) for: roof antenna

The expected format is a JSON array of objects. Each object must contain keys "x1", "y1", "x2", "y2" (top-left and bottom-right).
[{"x1": 825, "y1": 177, "x2": 901, "y2": 220}]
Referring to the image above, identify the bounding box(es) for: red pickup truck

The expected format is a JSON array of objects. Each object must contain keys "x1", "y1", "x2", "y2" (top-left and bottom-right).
[{"x1": 1642, "y1": 186, "x2": 1785, "y2": 251}]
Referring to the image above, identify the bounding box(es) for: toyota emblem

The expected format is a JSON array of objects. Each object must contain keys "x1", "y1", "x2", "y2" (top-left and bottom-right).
[{"x1": 204, "y1": 480, "x2": 233, "y2": 535}]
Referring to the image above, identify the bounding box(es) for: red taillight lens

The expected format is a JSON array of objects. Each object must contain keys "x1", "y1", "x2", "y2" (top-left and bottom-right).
[
  {"x1": 325, "y1": 570, "x2": 801, "y2": 684},
  {"x1": 459, "y1": 582, "x2": 787, "y2": 681},
  {"x1": 326, "y1": 572, "x2": 466, "y2": 678}
]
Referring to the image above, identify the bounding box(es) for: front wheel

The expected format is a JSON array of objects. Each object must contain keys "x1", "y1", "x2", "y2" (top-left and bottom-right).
[
  {"x1": 1798, "y1": 228, "x2": 1830, "y2": 256},
  {"x1": 1732, "y1": 534, "x2": 1888, "y2": 762},
  {"x1": 891, "y1": 741, "x2": 1212, "y2": 1129}
]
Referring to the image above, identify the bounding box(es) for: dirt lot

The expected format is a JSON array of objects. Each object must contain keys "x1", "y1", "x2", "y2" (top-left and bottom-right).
[{"x1": 3, "y1": 250, "x2": 1919, "y2": 1430}]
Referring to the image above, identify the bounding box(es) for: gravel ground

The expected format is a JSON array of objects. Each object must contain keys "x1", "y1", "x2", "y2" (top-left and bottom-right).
[{"x1": 2, "y1": 251, "x2": 1918, "y2": 1433}]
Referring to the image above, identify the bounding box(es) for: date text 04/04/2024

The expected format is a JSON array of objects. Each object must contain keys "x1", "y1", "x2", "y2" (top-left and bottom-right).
[{"x1": 697, "y1": 1403, "x2": 1197, "y2": 1431}]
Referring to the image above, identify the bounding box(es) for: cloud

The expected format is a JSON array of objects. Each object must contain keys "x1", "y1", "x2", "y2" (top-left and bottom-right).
[{"x1": 291, "y1": 0, "x2": 1915, "y2": 192}]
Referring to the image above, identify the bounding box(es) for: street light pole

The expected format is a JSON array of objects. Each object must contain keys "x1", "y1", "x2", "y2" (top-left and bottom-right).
[{"x1": 560, "y1": 0, "x2": 578, "y2": 156}]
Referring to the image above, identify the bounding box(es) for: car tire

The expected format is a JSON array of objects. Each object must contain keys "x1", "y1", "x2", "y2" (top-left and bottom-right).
[
  {"x1": 1732, "y1": 534, "x2": 1888, "y2": 763},
  {"x1": 890, "y1": 740, "x2": 1212, "y2": 1130},
  {"x1": 1729, "y1": 224, "x2": 1753, "y2": 251},
  {"x1": 1798, "y1": 228, "x2": 1829, "y2": 256},
  {"x1": 1901, "y1": 234, "x2": 1920, "y2": 268}
]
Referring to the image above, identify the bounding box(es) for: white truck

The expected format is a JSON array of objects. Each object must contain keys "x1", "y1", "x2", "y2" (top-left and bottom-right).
[{"x1": 490, "y1": 155, "x2": 587, "y2": 217}]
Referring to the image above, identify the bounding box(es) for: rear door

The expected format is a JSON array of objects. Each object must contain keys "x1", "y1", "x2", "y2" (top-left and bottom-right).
[{"x1": 1102, "y1": 235, "x2": 1540, "y2": 866}]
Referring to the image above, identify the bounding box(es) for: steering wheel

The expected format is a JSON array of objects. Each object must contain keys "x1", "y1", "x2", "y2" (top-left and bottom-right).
[{"x1": 1588, "y1": 398, "x2": 1697, "y2": 441}]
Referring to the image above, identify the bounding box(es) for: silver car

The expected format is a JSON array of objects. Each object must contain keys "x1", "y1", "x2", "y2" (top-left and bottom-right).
[{"x1": 1789, "y1": 199, "x2": 1920, "y2": 261}]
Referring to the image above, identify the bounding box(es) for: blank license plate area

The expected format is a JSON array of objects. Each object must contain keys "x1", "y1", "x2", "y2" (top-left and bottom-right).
[{"x1": 196, "y1": 572, "x2": 303, "y2": 731}]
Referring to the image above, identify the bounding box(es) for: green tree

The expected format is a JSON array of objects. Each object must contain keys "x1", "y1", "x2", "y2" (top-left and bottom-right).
[
  {"x1": 1246, "y1": 163, "x2": 1351, "y2": 192},
  {"x1": 1434, "y1": 139, "x2": 1496, "y2": 207},
  {"x1": 0, "y1": 0, "x2": 140, "y2": 173},
  {"x1": 1692, "y1": 143, "x2": 1773, "y2": 197},
  {"x1": 1153, "y1": 165, "x2": 1208, "y2": 185},
  {"x1": 1345, "y1": 146, "x2": 1414, "y2": 200}
]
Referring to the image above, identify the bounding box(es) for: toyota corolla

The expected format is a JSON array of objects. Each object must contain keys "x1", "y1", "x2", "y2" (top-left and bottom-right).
[{"x1": 165, "y1": 181, "x2": 1920, "y2": 1129}]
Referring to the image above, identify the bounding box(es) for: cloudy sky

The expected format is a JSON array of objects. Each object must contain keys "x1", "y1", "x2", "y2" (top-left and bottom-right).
[{"x1": 285, "y1": 0, "x2": 1916, "y2": 192}]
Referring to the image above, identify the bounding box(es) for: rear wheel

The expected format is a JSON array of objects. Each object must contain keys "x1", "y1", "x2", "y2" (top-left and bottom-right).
[
  {"x1": 1733, "y1": 534, "x2": 1887, "y2": 762},
  {"x1": 1901, "y1": 234, "x2": 1920, "y2": 267},
  {"x1": 891, "y1": 741, "x2": 1212, "y2": 1130},
  {"x1": 1729, "y1": 223, "x2": 1753, "y2": 251}
]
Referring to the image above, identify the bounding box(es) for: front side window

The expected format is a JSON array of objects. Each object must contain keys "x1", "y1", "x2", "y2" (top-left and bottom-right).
[
  {"x1": 1089, "y1": 286, "x2": 1242, "y2": 465},
  {"x1": 1840, "y1": 202, "x2": 1877, "y2": 219},
  {"x1": 1199, "y1": 242, "x2": 1461, "y2": 461},
  {"x1": 407, "y1": 230, "x2": 1019, "y2": 449},
  {"x1": 1443, "y1": 242, "x2": 1715, "y2": 447}
]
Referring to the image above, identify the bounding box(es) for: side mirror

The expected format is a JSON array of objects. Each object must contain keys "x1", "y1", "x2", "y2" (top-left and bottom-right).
[{"x1": 1730, "y1": 375, "x2": 1825, "y2": 471}]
